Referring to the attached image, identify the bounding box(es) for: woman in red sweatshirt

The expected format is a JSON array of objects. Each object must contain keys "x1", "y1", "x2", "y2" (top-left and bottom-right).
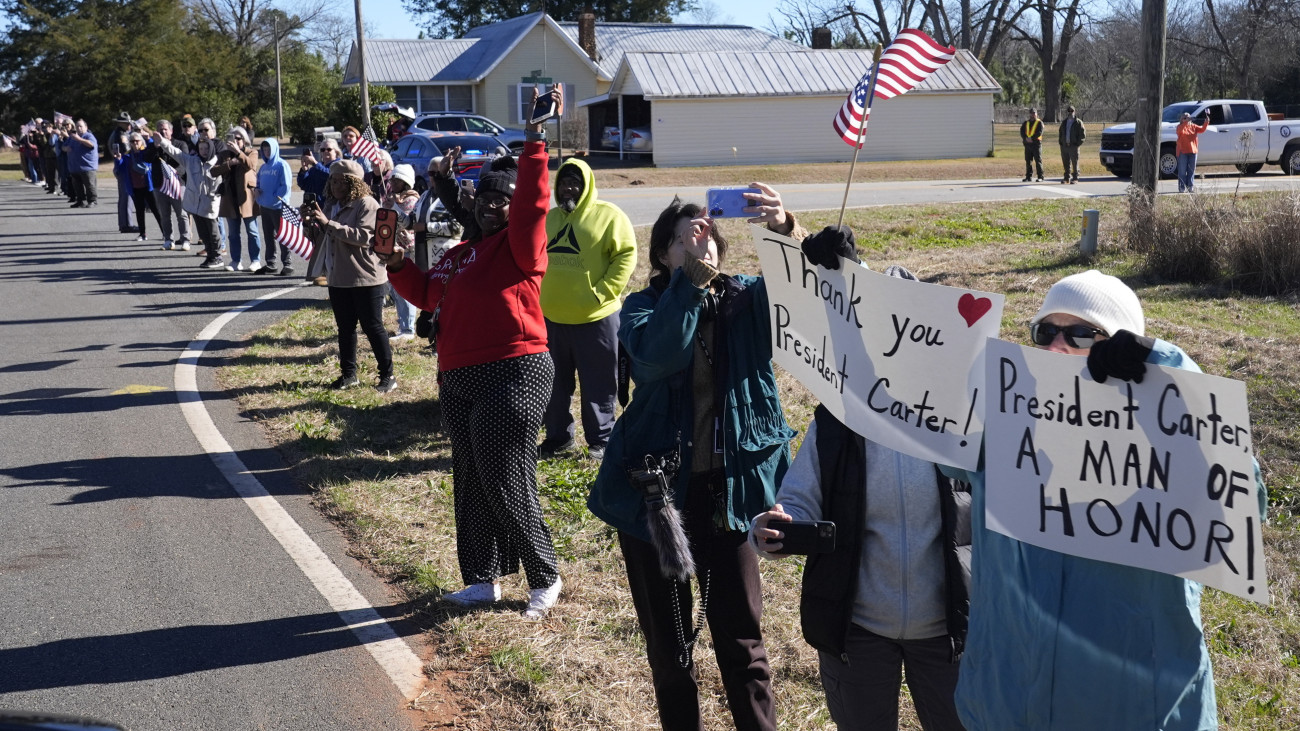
[{"x1": 384, "y1": 87, "x2": 563, "y2": 619}]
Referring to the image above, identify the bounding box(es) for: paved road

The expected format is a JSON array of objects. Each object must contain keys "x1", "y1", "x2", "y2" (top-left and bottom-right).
[
  {"x1": 596, "y1": 169, "x2": 1300, "y2": 225},
  {"x1": 0, "y1": 181, "x2": 419, "y2": 730}
]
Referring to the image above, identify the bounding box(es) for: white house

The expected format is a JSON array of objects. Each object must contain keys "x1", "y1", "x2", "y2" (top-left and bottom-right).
[{"x1": 344, "y1": 13, "x2": 1001, "y2": 167}]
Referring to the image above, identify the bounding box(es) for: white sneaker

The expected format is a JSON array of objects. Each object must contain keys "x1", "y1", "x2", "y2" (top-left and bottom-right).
[
  {"x1": 162, "y1": 239, "x2": 174, "y2": 251},
  {"x1": 180, "y1": 241, "x2": 191, "y2": 251},
  {"x1": 248, "y1": 261, "x2": 263, "y2": 273},
  {"x1": 389, "y1": 332, "x2": 415, "y2": 343},
  {"x1": 237, "y1": 260, "x2": 253, "y2": 272},
  {"x1": 523, "y1": 578, "x2": 562, "y2": 619},
  {"x1": 443, "y1": 582, "x2": 501, "y2": 606},
  {"x1": 225, "y1": 261, "x2": 241, "y2": 272}
]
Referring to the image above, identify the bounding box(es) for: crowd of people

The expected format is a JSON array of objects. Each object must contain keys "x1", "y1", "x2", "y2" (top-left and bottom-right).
[{"x1": 9, "y1": 91, "x2": 1268, "y2": 731}]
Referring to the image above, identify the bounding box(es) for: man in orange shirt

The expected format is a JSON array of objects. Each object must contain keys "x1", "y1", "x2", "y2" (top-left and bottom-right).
[{"x1": 1176, "y1": 111, "x2": 1210, "y2": 193}]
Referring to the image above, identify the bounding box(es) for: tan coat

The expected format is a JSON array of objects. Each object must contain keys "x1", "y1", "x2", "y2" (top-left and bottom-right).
[
  {"x1": 322, "y1": 195, "x2": 387, "y2": 288},
  {"x1": 212, "y1": 147, "x2": 260, "y2": 219}
]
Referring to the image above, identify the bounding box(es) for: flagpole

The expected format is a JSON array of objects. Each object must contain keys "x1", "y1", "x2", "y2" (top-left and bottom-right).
[{"x1": 837, "y1": 44, "x2": 884, "y2": 230}]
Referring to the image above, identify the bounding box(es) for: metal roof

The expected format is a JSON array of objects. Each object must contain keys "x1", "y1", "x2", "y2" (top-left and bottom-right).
[
  {"x1": 554, "y1": 21, "x2": 805, "y2": 78},
  {"x1": 343, "y1": 39, "x2": 483, "y2": 84},
  {"x1": 609, "y1": 48, "x2": 1000, "y2": 99}
]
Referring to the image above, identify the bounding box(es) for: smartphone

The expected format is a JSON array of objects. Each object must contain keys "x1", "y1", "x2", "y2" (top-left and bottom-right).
[
  {"x1": 764, "y1": 520, "x2": 836, "y2": 555},
  {"x1": 303, "y1": 192, "x2": 318, "y2": 207},
  {"x1": 706, "y1": 187, "x2": 754, "y2": 218},
  {"x1": 529, "y1": 88, "x2": 559, "y2": 125},
  {"x1": 373, "y1": 207, "x2": 398, "y2": 256},
  {"x1": 111, "y1": 142, "x2": 122, "y2": 156},
  {"x1": 459, "y1": 179, "x2": 475, "y2": 194}
]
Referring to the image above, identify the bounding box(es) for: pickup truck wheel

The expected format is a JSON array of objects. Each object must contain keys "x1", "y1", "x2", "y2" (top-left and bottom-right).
[
  {"x1": 1283, "y1": 147, "x2": 1300, "y2": 176},
  {"x1": 1159, "y1": 148, "x2": 1178, "y2": 179},
  {"x1": 1235, "y1": 163, "x2": 1263, "y2": 176}
]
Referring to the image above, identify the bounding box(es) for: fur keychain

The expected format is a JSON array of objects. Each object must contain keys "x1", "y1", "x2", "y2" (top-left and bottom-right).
[{"x1": 628, "y1": 452, "x2": 694, "y2": 581}]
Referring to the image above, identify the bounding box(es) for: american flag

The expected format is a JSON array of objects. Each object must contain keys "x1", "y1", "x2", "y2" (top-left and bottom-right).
[
  {"x1": 349, "y1": 125, "x2": 384, "y2": 166},
  {"x1": 54, "y1": 111, "x2": 73, "y2": 125},
  {"x1": 276, "y1": 201, "x2": 313, "y2": 260},
  {"x1": 833, "y1": 29, "x2": 956, "y2": 147},
  {"x1": 160, "y1": 162, "x2": 185, "y2": 200}
]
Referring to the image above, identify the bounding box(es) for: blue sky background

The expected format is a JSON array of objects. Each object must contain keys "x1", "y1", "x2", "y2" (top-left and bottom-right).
[{"x1": 359, "y1": 0, "x2": 786, "y2": 40}]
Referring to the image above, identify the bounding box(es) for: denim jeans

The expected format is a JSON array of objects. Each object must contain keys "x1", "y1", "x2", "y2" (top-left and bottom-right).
[
  {"x1": 225, "y1": 215, "x2": 262, "y2": 266},
  {"x1": 1177, "y1": 152, "x2": 1197, "y2": 192}
]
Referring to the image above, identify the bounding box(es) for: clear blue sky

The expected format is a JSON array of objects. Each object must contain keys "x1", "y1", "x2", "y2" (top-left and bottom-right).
[{"x1": 359, "y1": 0, "x2": 787, "y2": 39}]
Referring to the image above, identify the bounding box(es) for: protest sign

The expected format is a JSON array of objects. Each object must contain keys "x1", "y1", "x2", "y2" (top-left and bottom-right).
[
  {"x1": 754, "y1": 226, "x2": 1003, "y2": 469},
  {"x1": 984, "y1": 338, "x2": 1268, "y2": 603}
]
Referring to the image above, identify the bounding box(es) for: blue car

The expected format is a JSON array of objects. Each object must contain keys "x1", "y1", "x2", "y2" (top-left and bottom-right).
[{"x1": 390, "y1": 132, "x2": 511, "y2": 192}]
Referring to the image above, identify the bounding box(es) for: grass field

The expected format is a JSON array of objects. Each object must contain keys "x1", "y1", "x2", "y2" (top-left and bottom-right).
[{"x1": 219, "y1": 192, "x2": 1300, "y2": 730}]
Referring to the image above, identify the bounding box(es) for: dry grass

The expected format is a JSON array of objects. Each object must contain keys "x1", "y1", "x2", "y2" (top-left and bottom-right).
[{"x1": 220, "y1": 195, "x2": 1300, "y2": 730}]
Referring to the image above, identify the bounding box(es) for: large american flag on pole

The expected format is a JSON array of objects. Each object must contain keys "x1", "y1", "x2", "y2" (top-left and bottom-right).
[
  {"x1": 276, "y1": 201, "x2": 313, "y2": 260},
  {"x1": 349, "y1": 125, "x2": 384, "y2": 166},
  {"x1": 833, "y1": 29, "x2": 956, "y2": 147}
]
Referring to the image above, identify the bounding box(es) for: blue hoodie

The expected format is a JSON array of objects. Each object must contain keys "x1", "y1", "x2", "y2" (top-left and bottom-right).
[{"x1": 254, "y1": 138, "x2": 291, "y2": 209}]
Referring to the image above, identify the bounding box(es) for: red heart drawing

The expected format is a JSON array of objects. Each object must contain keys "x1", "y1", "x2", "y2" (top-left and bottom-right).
[{"x1": 958, "y1": 293, "x2": 992, "y2": 327}]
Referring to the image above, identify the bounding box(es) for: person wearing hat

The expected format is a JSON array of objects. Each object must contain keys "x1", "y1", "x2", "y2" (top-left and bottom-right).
[
  {"x1": 1057, "y1": 105, "x2": 1085, "y2": 184},
  {"x1": 382, "y1": 162, "x2": 419, "y2": 340},
  {"x1": 382, "y1": 86, "x2": 566, "y2": 619},
  {"x1": 255, "y1": 136, "x2": 294, "y2": 275},
  {"x1": 302, "y1": 159, "x2": 396, "y2": 394},
  {"x1": 1176, "y1": 111, "x2": 1211, "y2": 193},
  {"x1": 939, "y1": 270, "x2": 1268, "y2": 730},
  {"x1": 109, "y1": 111, "x2": 137, "y2": 233},
  {"x1": 536, "y1": 159, "x2": 636, "y2": 462}
]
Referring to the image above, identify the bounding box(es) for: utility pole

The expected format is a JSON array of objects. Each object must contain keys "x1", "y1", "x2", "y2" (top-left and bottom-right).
[
  {"x1": 274, "y1": 17, "x2": 285, "y2": 141},
  {"x1": 1132, "y1": 0, "x2": 1167, "y2": 197},
  {"x1": 353, "y1": 0, "x2": 370, "y2": 130}
]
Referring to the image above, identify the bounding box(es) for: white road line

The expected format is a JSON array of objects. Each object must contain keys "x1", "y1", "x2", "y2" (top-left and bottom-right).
[
  {"x1": 1027, "y1": 184, "x2": 1094, "y2": 198},
  {"x1": 174, "y1": 285, "x2": 426, "y2": 701}
]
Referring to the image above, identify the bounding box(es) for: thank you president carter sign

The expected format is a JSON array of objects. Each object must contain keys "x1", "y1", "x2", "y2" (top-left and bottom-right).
[
  {"x1": 753, "y1": 226, "x2": 1003, "y2": 470},
  {"x1": 984, "y1": 339, "x2": 1268, "y2": 603}
]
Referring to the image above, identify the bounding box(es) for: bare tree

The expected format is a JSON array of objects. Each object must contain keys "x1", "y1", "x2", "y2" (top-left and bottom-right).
[
  {"x1": 1007, "y1": 0, "x2": 1089, "y2": 121},
  {"x1": 188, "y1": 0, "x2": 333, "y2": 50}
]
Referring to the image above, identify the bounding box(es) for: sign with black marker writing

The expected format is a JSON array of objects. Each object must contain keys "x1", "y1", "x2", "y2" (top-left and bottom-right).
[
  {"x1": 753, "y1": 226, "x2": 1003, "y2": 470},
  {"x1": 984, "y1": 338, "x2": 1268, "y2": 603}
]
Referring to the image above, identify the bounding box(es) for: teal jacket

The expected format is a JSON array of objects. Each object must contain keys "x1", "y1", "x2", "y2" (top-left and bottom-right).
[
  {"x1": 588, "y1": 269, "x2": 796, "y2": 542},
  {"x1": 945, "y1": 339, "x2": 1268, "y2": 731}
]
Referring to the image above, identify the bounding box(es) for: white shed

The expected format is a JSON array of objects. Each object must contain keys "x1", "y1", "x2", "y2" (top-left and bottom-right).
[{"x1": 579, "y1": 49, "x2": 1001, "y2": 167}]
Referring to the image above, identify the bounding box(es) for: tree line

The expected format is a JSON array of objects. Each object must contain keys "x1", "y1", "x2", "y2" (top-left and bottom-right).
[{"x1": 0, "y1": 0, "x2": 394, "y2": 142}]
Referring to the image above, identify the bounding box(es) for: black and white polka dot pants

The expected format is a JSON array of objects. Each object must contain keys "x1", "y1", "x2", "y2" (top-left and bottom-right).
[{"x1": 440, "y1": 352, "x2": 560, "y2": 590}]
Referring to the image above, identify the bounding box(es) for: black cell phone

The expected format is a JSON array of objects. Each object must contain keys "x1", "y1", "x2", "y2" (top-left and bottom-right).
[
  {"x1": 766, "y1": 520, "x2": 836, "y2": 555},
  {"x1": 111, "y1": 142, "x2": 122, "y2": 156},
  {"x1": 303, "y1": 192, "x2": 318, "y2": 206},
  {"x1": 530, "y1": 90, "x2": 559, "y2": 125}
]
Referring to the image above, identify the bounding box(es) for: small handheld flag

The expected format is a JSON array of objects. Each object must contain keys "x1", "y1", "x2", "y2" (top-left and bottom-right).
[
  {"x1": 349, "y1": 125, "x2": 384, "y2": 166},
  {"x1": 277, "y1": 201, "x2": 313, "y2": 261},
  {"x1": 160, "y1": 162, "x2": 185, "y2": 201}
]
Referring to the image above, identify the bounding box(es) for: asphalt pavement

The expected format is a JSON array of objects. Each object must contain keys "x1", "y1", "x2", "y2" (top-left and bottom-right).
[{"x1": 0, "y1": 180, "x2": 420, "y2": 730}]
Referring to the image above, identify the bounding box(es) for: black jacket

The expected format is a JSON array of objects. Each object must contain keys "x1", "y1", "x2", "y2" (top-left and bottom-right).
[{"x1": 800, "y1": 405, "x2": 972, "y2": 662}]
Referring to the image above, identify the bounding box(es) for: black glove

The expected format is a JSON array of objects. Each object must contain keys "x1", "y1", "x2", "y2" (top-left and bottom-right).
[
  {"x1": 801, "y1": 225, "x2": 858, "y2": 270},
  {"x1": 1087, "y1": 330, "x2": 1155, "y2": 384}
]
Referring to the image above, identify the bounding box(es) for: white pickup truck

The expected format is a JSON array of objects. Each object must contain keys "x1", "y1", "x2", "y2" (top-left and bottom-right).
[{"x1": 1098, "y1": 99, "x2": 1300, "y2": 178}]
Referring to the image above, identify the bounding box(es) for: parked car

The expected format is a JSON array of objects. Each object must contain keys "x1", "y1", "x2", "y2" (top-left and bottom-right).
[
  {"x1": 389, "y1": 132, "x2": 511, "y2": 191},
  {"x1": 1098, "y1": 99, "x2": 1300, "y2": 178},
  {"x1": 600, "y1": 125, "x2": 653, "y2": 152},
  {"x1": 410, "y1": 113, "x2": 528, "y2": 152}
]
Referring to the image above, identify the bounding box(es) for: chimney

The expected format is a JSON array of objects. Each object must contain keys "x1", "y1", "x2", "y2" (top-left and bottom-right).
[
  {"x1": 811, "y1": 27, "x2": 832, "y2": 49},
  {"x1": 578, "y1": 8, "x2": 597, "y2": 61}
]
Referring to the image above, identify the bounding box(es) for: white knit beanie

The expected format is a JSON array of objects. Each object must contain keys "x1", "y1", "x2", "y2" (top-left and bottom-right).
[
  {"x1": 1031, "y1": 269, "x2": 1145, "y2": 337},
  {"x1": 390, "y1": 163, "x2": 415, "y2": 189}
]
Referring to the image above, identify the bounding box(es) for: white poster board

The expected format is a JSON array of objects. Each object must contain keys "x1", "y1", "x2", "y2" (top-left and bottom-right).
[
  {"x1": 984, "y1": 338, "x2": 1268, "y2": 603},
  {"x1": 754, "y1": 226, "x2": 1003, "y2": 470}
]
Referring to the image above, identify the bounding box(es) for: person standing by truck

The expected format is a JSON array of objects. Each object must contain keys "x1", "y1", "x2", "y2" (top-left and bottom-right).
[
  {"x1": 1176, "y1": 111, "x2": 1211, "y2": 193},
  {"x1": 1058, "y1": 106, "x2": 1085, "y2": 184},
  {"x1": 1020, "y1": 108, "x2": 1044, "y2": 182}
]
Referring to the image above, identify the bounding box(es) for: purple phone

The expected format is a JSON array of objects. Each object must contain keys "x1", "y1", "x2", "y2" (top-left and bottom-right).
[{"x1": 706, "y1": 187, "x2": 753, "y2": 218}]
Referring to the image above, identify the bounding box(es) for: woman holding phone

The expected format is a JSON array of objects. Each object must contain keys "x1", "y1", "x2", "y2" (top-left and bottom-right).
[
  {"x1": 586, "y1": 184, "x2": 805, "y2": 730},
  {"x1": 381, "y1": 86, "x2": 564, "y2": 619},
  {"x1": 302, "y1": 159, "x2": 396, "y2": 394}
]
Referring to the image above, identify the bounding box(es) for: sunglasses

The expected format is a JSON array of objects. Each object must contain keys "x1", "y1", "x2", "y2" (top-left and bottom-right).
[{"x1": 1030, "y1": 322, "x2": 1107, "y2": 349}]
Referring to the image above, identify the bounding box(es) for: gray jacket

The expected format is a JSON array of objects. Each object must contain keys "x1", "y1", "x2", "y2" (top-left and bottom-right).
[{"x1": 154, "y1": 136, "x2": 222, "y2": 220}]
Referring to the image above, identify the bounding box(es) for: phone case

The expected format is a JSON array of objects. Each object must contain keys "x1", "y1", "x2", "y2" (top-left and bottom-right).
[
  {"x1": 706, "y1": 187, "x2": 752, "y2": 218},
  {"x1": 373, "y1": 208, "x2": 398, "y2": 256},
  {"x1": 769, "y1": 520, "x2": 836, "y2": 555},
  {"x1": 530, "y1": 95, "x2": 559, "y2": 124}
]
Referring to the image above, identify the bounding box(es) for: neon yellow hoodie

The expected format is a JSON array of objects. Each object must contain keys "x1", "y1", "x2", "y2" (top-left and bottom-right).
[{"x1": 542, "y1": 159, "x2": 637, "y2": 324}]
